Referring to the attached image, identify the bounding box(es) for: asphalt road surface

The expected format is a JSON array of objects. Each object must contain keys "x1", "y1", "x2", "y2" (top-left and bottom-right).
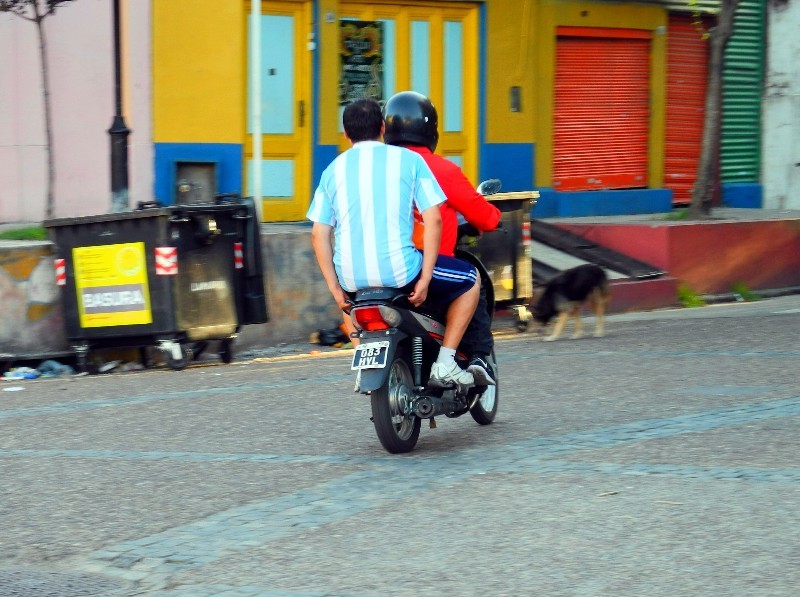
[{"x1": 1, "y1": 296, "x2": 799, "y2": 596}]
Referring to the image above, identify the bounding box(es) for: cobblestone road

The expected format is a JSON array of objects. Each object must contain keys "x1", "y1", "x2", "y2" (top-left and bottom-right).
[{"x1": 1, "y1": 297, "x2": 799, "y2": 596}]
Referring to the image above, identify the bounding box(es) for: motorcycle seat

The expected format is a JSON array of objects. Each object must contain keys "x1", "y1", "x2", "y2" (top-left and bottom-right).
[
  {"x1": 354, "y1": 287, "x2": 407, "y2": 302},
  {"x1": 354, "y1": 287, "x2": 446, "y2": 322}
]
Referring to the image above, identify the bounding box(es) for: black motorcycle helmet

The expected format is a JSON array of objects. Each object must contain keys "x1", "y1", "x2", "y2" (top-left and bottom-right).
[{"x1": 383, "y1": 91, "x2": 439, "y2": 152}]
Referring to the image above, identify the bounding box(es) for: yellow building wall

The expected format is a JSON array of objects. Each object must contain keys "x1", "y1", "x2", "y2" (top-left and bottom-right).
[
  {"x1": 318, "y1": 1, "x2": 342, "y2": 147},
  {"x1": 483, "y1": 0, "x2": 539, "y2": 144},
  {"x1": 484, "y1": 0, "x2": 667, "y2": 189},
  {"x1": 152, "y1": 0, "x2": 246, "y2": 143},
  {"x1": 150, "y1": 0, "x2": 667, "y2": 192}
]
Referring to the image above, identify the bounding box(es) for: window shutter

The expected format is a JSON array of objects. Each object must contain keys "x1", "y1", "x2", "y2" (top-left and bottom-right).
[{"x1": 553, "y1": 28, "x2": 651, "y2": 192}]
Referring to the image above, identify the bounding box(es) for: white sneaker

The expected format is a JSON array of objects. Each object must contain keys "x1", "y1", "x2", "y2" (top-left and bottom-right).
[
  {"x1": 353, "y1": 370, "x2": 362, "y2": 393},
  {"x1": 429, "y1": 361, "x2": 474, "y2": 388}
]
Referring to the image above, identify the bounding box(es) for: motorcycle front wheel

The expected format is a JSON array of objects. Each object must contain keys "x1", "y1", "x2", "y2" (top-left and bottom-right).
[
  {"x1": 370, "y1": 353, "x2": 421, "y2": 454},
  {"x1": 470, "y1": 349, "x2": 498, "y2": 425}
]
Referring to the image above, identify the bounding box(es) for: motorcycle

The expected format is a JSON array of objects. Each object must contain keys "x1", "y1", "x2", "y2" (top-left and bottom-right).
[{"x1": 347, "y1": 179, "x2": 503, "y2": 453}]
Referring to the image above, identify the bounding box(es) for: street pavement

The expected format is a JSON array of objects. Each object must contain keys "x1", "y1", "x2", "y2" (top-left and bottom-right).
[{"x1": 1, "y1": 296, "x2": 799, "y2": 596}]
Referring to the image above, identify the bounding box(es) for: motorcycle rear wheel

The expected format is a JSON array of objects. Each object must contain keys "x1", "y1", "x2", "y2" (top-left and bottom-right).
[
  {"x1": 370, "y1": 353, "x2": 421, "y2": 453},
  {"x1": 470, "y1": 349, "x2": 498, "y2": 425}
]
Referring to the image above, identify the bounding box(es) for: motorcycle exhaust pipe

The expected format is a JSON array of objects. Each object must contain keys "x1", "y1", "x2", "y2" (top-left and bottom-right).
[
  {"x1": 414, "y1": 396, "x2": 436, "y2": 418},
  {"x1": 412, "y1": 395, "x2": 462, "y2": 419}
]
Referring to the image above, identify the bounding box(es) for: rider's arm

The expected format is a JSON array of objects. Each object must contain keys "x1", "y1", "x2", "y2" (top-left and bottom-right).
[
  {"x1": 409, "y1": 205, "x2": 442, "y2": 306},
  {"x1": 439, "y1": 164, "x2": 501, "y2": 232},
  {"x1": 310, "y1": 222, "x2": 349, "y2": 310}
]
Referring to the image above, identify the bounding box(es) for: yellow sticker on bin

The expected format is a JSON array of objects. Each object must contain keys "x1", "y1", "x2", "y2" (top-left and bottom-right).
[{"x1": 73, "y1": 242, "x2": 153, "y2": 327}]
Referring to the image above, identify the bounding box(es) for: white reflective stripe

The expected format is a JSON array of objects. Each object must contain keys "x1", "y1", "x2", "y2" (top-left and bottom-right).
[
  {"x1": 334, "y1": 155, "x2": 356, "y2": 290},
  {"x1": 433, "y1": 265, "x2": 477, "y2": 282},
  {"x1": 55, "y1": 259, "x2": 66, "y2": 285},
  {"x1": 385, "y1": 149, "x2": 409, "y2": 286},
  {"x1": 155, "y1": 247, "x2": 178, "y2": 275},
  {"x1": 416, "y1": 176, "x2": 444, "y2": 211},
  {"x1": 359, "y1": 145, "x2": 380, "y2": 284}
]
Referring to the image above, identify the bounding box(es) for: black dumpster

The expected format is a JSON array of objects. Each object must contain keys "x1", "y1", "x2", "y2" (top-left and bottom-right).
[
  {"x1": 44, "y1": 195, "x2": 268, "y2": 371},
  {"x1": 456, "y1": 190, "x2": 539, "y2": 330}
]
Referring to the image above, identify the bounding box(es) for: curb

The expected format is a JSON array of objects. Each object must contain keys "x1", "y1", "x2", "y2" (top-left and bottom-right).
[{"x1": 702, "y1": 285, "x2": 800, "y2": 305}]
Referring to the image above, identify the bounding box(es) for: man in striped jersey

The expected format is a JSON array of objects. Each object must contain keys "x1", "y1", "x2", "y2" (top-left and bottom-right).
[{"x1": 307, "y1": 98, "x2": 482, "y2": 388}]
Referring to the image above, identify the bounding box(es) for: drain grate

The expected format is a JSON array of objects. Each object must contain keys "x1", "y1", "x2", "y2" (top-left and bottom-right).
[{"x1": 0, "y1": 569, "x2": 126, "y2": 597}]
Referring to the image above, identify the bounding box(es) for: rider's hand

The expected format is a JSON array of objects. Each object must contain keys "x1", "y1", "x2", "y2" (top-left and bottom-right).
[
  {"x1": 408, "y1": 278, "x2": 430, "y2": 307},
  {"x1": 333, "y1": 287, "x2": 351, "y2": 312},
  {"x1": 458, "y1": 222, "x2": 481, "y2": 238}
]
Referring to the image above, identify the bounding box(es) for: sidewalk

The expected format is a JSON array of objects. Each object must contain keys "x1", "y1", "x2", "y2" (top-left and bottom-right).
[
  {"x1": 2, "y1": 208, "x2": 800, "y2": 363},
  {"x1": 0, "y1": 221, "x2": 40, "y2": 234}
]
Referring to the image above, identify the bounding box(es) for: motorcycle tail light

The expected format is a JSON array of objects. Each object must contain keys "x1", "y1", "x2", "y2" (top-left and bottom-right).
[{"x1": 352, "y1": 305, "x2": 401, "y2": 331}]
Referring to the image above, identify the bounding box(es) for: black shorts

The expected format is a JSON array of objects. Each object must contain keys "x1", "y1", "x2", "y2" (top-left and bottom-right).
[
  {"x1": 391, "y1": 255, "x2": 478, "y2": 304},
  {"x1": 423, "y1": 254, "x2": 479, "y2": 303}
]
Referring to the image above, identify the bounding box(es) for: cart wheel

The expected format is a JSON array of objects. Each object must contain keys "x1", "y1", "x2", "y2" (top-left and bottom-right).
[
  {"x1": 191, "y1": 341, "x2": 209, "y2": 361},
  {"x1": 74, "y1": 346, "x2": 91, "y2": 374},
  {"x1": 219, "y1": 339, "x2": 233, "y2": 364},
  {"x1": 516, "y1": 319, "x2": 530, "y2": 333},
  {"x1": 165, "y1": 344, "x2": 192, "y2": 371},
  {"x1": 139, "y1": 347, "x2": 152, "y2": 369},
  {"x1": 76, "y1": 353, "x2": 89, "y2": 374}
]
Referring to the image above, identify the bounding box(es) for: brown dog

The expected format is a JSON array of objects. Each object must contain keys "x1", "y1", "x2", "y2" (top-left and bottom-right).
[{"x1": 531, "y1": 264, "x2": 610, "y2": 341}]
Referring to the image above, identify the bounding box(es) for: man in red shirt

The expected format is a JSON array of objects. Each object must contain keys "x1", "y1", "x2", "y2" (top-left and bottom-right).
[{"x1": 383, "y1": 91, "x2": 501, "y2": 386}]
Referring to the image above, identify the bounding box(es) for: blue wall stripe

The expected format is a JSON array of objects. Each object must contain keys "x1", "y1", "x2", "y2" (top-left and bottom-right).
[
  {"x1": 722, "y1": 183, "x2": 763, "y2": 208},
  {"x1": 313, "y1": 145, "x2": 339, "y2": 188},
  {"x1": 531, "y1": 188, "x2": 674, "y2": 218},
  {"x1": 482, "y1": 143, "x2": 535, "y2": 192},
  {"x1": 154, "y1": 143, "x2": 243, "y2": 205}
]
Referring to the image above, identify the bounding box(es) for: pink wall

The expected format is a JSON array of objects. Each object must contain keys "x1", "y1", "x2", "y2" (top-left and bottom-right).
[
  {"x1": 558, "y1": 224, "x2": 673, "y2": 270},
  {"x1": 561, "y1": 220, "x2": 800, "y2": 294},
  {"x1": 0, "y1": 0, "x2": 152, "y2": 222},
  {"x1": 667, "y1": 221, "x2": 800, "y2": 293}
]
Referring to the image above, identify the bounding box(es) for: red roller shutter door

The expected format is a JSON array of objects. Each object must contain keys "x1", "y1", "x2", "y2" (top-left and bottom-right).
[
  {"x1": 665, "y1": 14, "x2": 711, "y2": 204},
  {"x1": 554, "y1": 28, "x2": 651, "y2": 192}
]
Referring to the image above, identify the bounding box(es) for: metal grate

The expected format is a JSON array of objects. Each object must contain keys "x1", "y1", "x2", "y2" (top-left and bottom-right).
[
  {"x1": 721, "y1": 0, "x2": 766, "y2": 183},
  {"x1": 553, "y1": 28, "x2": 651, "y2": 192},
  {"x1": 664, "y1": 14, "x2": 712, "y2": 203}
]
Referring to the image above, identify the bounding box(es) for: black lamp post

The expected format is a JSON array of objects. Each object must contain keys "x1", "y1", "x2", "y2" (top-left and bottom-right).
[{"x1": 108, "y1": 0, "x2": 130, "y2": 212}]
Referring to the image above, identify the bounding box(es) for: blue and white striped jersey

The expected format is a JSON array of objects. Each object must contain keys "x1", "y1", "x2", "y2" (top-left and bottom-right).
[{"x1": 307, "y1": 141, "x2": 446, "y2": 292}]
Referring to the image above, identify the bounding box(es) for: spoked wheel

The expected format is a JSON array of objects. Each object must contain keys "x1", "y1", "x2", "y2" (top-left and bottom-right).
[
  {"x1": 370, "y1": 353, "x2": 421, "y2": 454},
  {"x1": 470, "y1": 349, "x2": 498, "y2": 425}
]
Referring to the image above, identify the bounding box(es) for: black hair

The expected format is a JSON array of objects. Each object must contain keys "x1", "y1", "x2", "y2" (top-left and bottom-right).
[{"x1": 343, "y1": 98, "x2": 383, "y2": 143}]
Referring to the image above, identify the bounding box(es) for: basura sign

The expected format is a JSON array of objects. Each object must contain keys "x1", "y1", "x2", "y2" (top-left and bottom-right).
[{"x1": 73, "y1": 242, "x2": 153, "y2": 327}]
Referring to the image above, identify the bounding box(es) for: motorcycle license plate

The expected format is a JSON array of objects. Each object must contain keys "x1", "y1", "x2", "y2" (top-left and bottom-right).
[{"x1": 351, "y1": 341, "x2": 390, "y2": 370}]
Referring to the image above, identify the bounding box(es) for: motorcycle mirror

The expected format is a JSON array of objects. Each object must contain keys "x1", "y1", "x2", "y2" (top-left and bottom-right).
[{"x1": 477, "y1": 178, "x2": 502, "y2": 196}]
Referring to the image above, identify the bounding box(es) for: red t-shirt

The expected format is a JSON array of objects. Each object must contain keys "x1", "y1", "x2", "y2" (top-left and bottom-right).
[{"x1": 406, "y1": 145, "x2": 501, "y2": 257}]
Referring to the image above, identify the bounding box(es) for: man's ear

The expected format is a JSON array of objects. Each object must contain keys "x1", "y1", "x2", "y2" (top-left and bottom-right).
[{"x1": 380, "y1": 121, "x2": 386, "y2": 139}]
